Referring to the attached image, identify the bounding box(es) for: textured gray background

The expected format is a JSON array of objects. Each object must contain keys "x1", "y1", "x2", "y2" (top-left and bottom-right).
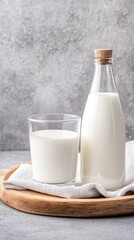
[{"x1": 0, "y1": 0, "x2": 134, "y2": 150}]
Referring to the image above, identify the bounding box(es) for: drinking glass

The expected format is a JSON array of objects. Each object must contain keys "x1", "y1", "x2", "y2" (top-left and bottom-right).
[{"x1": 28, "y1": 113, "x2": 81, "y2": 184}]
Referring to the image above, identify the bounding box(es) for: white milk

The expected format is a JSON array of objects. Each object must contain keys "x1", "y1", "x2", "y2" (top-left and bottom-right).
[
  {"x1": 81, "y1": 93, "x2": 125, "y2": 190},
  {"x1": 30, "y1": 130, "x2": 79, "y2": 183}
]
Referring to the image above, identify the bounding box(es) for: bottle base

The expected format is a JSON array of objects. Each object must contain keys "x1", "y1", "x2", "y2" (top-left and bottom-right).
[
  {"x1": 81, "y1": 177, "x2": 125, "y2": 191},
  {"x1": 105, "y1": 185, "x2": 125, "y2": 191}
]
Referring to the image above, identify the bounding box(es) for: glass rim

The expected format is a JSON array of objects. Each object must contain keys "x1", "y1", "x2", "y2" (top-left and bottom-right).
[
  {"x1": 93, "y1": 58, "x2": 113, "y2": 64},
  {"x1": 28, "y1": 113, "x2": 81, "y2": 123},
  {"x1": 94, "y1": 58, "x2": 113, "y2": 60}
]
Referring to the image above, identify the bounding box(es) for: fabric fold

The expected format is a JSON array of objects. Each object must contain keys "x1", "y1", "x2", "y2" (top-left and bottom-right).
[{"x1": 3, "y1": 141, "x2": 134, "y2": 199}]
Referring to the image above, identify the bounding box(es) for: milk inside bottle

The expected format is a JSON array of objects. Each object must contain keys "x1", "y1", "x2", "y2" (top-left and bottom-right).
[{"x1": 81, "y1": 49, "x2": 125, "y2": 190}]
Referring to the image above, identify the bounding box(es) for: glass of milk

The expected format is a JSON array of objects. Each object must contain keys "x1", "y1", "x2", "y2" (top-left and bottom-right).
[{"x1": 28, "y1": 113, "x2": 81, "y2": 184}]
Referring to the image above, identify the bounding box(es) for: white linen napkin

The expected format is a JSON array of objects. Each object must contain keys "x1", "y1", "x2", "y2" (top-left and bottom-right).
[{"x1": 3, "y1": 141, "x2": 134, "y2": 199}]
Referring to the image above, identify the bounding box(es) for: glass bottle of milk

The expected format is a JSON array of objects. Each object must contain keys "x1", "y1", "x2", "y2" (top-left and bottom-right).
[{"x1": 81, "y1": 49, "x2": 125, "y2": 190}]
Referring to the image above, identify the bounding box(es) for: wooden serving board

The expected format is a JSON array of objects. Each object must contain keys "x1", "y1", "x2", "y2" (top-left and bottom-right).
[{"x1": 0, "y1": 164, "x2": 134, "y2": 217}]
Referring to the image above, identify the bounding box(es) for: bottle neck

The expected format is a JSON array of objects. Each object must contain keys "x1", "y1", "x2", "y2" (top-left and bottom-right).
[{"x1": 90, "y1": 58, "x2": 117, "y2": 94}]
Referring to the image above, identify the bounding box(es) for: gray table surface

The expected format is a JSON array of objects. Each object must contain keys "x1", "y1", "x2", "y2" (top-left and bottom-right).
[{"x1": 0, "y1": 151, "x2": 134, "y2": 240}]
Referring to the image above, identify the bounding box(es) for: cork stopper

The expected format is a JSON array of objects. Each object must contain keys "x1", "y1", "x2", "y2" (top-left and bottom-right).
[{"x1": 94, "y1": 49, "x2": 112, "y2": 59}]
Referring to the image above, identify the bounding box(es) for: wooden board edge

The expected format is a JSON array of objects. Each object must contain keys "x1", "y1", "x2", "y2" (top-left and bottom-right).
[
  {"x1": 0, "y1": 164, "x2": 134, "y2": 217},
  {"x1": 0, "y1": 164, "x2": 20, "y2": 200}
]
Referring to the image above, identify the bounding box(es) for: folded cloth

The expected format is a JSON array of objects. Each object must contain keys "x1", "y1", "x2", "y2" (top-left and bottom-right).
[{"x1": 3, "y1": 141, "x2": 134, "y2": 199}]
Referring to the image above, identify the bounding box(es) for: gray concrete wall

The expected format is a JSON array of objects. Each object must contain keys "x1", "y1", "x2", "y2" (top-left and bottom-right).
[{"x1": 0, "y1": 0, "x2": 134, "y2": 150}]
